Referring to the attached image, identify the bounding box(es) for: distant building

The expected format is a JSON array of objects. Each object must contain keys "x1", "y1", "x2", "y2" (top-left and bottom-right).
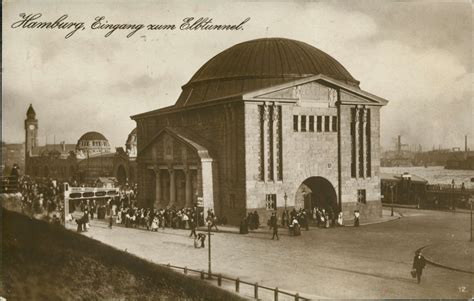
[
  {"x1": 76, "y1": 131, "x2": 111, "y2": 159},
  {"x1": 446, "y1": 156, "x2": 474, "y2": 170},
  {"x1": 24, "y1": 105, "x2": 137, "y2": 184},
  {"x1": 132, "y1": 38, "x2": 388, "y2": 224},
  {"x1": 95, "y1": 177, "x2": 118, "y2": 188},
  {"x1": 1, "y1": 142, "x2": 25, "y2": 175}
]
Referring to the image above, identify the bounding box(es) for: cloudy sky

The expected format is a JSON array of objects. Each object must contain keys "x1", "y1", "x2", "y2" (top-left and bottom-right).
[{"x1": 2, "y1": 0, "x2": 472, "y2": 151}]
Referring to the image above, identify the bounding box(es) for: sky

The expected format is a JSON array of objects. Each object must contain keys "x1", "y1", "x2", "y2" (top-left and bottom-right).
[{"x1": 2, "y1": 0, "x2": 473, "y2": 152}]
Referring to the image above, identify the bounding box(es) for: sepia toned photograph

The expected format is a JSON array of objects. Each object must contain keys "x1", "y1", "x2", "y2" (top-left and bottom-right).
[{"x1": 1, "y1": 0, "x2": 472, "y2": 300}]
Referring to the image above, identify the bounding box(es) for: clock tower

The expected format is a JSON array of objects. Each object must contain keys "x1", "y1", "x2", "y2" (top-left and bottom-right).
[{"x1": 25, "y1": 104, "x2": 38, "y2": 161}]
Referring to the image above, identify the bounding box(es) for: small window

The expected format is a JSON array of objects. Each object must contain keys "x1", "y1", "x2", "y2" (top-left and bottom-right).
[
  {"x1": 332, "y1": 116, "x2": 338, "y2": 132},
  {"x1": 301, "y1": 115, "x2": 307, "y2": 132},
  {"x1": 293, "y1": 115, "x2": 299, "y2": 132},
  {"x1": 229, "y1": 194, "x2": 236, "y2": 209},
  {"x1": 266, "y1": 194, "x2": 277, "y2": 210},
  {"x1": 309, "y1": 116, "x2": 314, "y2": 132},
  {"x1": 316, "y1": 116, "x2": 322, "y2": 132},
  {"x1": 357, "y1": 189, "x2": 366, "y2": 204},
  {"x1": 324, "y1": 116, "x2": 330, "y2": 132}
]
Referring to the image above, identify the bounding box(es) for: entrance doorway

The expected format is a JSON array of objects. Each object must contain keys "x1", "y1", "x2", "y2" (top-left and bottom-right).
[
  {"x1": 295, "y1": 177, "x2": 338, "y2": 212},
  {"x1": 116, "y1": 165, "x2": 127, "y2": 185}
]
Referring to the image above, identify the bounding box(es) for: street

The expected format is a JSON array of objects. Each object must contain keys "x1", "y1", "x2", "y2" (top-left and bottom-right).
[{"x1": 76, "y1": 208, "x2": 472, "y2": 299}]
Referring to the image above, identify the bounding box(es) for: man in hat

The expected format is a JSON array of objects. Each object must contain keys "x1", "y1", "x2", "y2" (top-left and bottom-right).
[
  {"x1": 412, "y1": 250, "x2": 426, "y2": 284},
  {"x1": 269, "y1": 212, "x2": 279, "y2": 240}
]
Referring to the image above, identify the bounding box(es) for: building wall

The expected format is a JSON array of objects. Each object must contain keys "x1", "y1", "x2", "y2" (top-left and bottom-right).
[
  {"x1": 244, "y1": 81, "x2": 383, "y2": 223},
  {"x1": 339, "y1": 92, "x2": 382, "y2": 219},
  {"x1": 27, "y1": 156, "x2": 77, "y2": 181},
  {"x1": 135, "y1": 102, "x2": 247, "y2": 224},
  {"x1": 136, "y1": 81, "x2": 384, "y2": 224},
  {"x1": 244, "y1": 82, "x2": 340, "y2": 222}
]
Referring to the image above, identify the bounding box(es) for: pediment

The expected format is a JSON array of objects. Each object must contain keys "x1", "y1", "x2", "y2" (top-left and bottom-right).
[
  {"x1": 243, "y1": 74, "x2": 388, "y2": 106},
  {"x1": 138, "y1": 128, "x2": 211, "y2": 163}
]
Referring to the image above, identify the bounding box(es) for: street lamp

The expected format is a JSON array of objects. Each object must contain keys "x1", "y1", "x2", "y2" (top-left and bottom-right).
[
  {"x1": 390, "y1": 184, "x2": 394, "y2": 217},
  {"x1": 207, "y1": 219, "x2": 212, "y2": 279},
  {"x1": 284, "y1": 192, "x2": 288, "y2": 211},
  {"x1": 470, "y1": 199, "x2": 472, "y2": 242}
]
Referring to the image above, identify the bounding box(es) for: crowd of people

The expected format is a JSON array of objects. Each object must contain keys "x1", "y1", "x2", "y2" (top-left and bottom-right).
[
  {"x1": 16, "y1": 176, "x2": 64, "y2": 224},
  {"x1": 10, "y1": 172, "x2": 359, "y2": 244}
]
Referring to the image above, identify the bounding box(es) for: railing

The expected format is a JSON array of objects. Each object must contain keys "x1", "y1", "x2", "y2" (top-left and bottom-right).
[
  {"x1": 161, "y1": 263, "x2": 308, "y2": 301},
  {"x1": 426, "y1": 184, "x2": 474, "y2": 194},
  {"x1": 0, "y1": 176, "x2": 19, "y2": 193}
]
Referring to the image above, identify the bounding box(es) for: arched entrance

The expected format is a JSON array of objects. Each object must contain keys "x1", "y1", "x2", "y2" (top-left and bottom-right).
[
  {"x1": 295, "y1": 177, "x2": 338, "y2": 212},
  {"x1": 116, "y1": 165, "x2": 127, "y2": 185}
]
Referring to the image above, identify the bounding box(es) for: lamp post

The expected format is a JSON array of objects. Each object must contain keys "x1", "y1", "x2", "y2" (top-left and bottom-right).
[
  {"x1": 390, "y1": 184, "x2": 394, "y2": 217},
  {"x1": 284, "y1": 192, "x2": 287, "y2": 212},
  {"x1": 470, "y1": 199, "x2": 472, "y2": 242},
  {"x1": 207, "y1": 220, "x2": 212, "y2": 279}
]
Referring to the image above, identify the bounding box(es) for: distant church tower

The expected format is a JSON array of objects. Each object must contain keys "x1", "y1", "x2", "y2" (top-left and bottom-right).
[{"x1": 25, "y1": 104, "x2": 38, "y2": 170}]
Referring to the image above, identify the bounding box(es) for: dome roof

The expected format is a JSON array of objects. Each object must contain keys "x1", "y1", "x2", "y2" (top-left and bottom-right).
[
  {"x1": 175, "y1": 38, "x2": 359, "y2": 107},
  {"x1": 125, "y1": 128, "x2": 137, "y2": 145},
  {"x1": 78, "y1": 131, "x2": 108, "y2": 141}
]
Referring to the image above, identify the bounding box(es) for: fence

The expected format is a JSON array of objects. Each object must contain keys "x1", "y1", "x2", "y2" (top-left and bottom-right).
[
  {"x1": 0, "y1": 176, "x2": 20, "y2": 193},
  {"x1": 426, "y1": 184, "x2": 474, "y2": 194},
  {"x1": 161, "y1": 263, "x2": 308, "y2": 301}
]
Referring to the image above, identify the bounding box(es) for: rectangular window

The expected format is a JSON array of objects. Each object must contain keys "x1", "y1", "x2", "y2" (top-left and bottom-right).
[
  {"x1": 324, "y1": 116, "x2": 330, "y2": 132},
  {"x1": 366, "y1": 109, "x2": 371, "y2": 177},
  {"x1": 266, "y1": 194, "x2": 277, "y2": 210},
  {"x1": 351, "y1": 108, "x2": 357, "y2": 178},
  {"x1": 309, "y1": 116, "x2": 314, "y2": 132},
  {"x1": 316, "y1": 116, "x2": 322, "y2": 132},
  {"x1": 357, "y1": 189, "x2": 366, "y2": 204},
  {"x1": 293, "y1": 115, "x2": 299, "y2": 132},
  {"x1": 259, "y1": 106, "x2": 265, "y2": 181},
  {"x1": 332, "y1": 116, "x2": 338, "y2": 132},
  {"x1": 301, "y1": 115, "x2": 307, "y2": 132}
]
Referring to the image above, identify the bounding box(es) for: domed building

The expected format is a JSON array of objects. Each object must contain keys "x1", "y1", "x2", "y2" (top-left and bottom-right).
[
  {"x1": 125, "y1": 128, "x2": 137, "y2": 158},
  {"x1": 24, "y1": 106, "x2": 137, "y2": 184},
  {"x1": 131, "y1": 38, "x2": 388, "y2": 224},
  {"x1": 76, "y1": 131, "x2": 111, "y2": 158}
]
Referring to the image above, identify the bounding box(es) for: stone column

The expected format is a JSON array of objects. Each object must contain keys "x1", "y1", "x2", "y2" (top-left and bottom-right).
[
  {"x1": 168, "y1": 168, "x2": 175, "y2": 208},
  {"x1": 153, "y1": 166, "x2": 161, "y2": 208},
  {"x1": 201, "y1": 159, "x2": 214, "y2": 220},
  {"x1": 224, "y1": 106, "x2": 230, "y2": 180},
  {"x1": 272, "y1": 105, "x2": 280, "y2": 181},
  {"x1": 185, "y1": 168, "x2": 192, "y2": 208}
]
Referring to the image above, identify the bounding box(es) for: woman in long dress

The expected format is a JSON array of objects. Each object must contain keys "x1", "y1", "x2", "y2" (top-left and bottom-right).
[
  {"x1": 337, "y1": 212, "x2": 344, "y2": 226},
  {"x1": 151, "y1": 216, "x2": 159, "y2": 231}
]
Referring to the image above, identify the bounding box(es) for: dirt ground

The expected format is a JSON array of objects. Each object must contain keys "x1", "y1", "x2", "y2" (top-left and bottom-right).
[{"x1": 1, "y1": 208, "x2": 243, "y2": 300}]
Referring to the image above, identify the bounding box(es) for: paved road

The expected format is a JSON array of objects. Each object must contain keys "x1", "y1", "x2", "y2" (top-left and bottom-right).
[{"x1": 75, "y1": 208, "x2": 472, "y2": 299}]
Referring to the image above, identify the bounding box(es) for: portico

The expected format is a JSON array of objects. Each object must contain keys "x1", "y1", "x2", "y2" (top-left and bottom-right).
[{"x1": 137, "y1": 128, "x2": 215, "y2": 215}]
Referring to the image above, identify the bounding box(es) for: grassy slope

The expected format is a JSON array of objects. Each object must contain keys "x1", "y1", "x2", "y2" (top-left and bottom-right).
[{"x1": 1, "y1": 208, "x2": 243, "y2": 300}]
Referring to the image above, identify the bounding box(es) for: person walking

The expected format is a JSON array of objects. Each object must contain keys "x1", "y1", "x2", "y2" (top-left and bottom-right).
[
  {"x1": 189, "y1": 217, "x2": 197, "y2": 238},
  {"x1": 412, "y1": 251, "x2": 426, "y2": 284},
  {"x1": 108, "y1": 214, "x2": 113, "y2": 229},
  {"x1": 354, "y1": 210, "x2": 360, "y2": 227},
  {"x1": 269, "y1": 212, "x2": 279, "y2": 240}
]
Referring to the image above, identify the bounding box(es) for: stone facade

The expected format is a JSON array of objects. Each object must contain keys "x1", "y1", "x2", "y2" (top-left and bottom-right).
[
  {"x1": 133, "y1": 76, "x2": 387, "y2": 225},
  {"x1": 131, "y1": 38, "x2": 388, "y2": 225}
]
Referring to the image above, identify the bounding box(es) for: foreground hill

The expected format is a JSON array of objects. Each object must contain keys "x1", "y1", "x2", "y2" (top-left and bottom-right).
[{"x1": 1, "y1": 208, "x2": 242, "y2": 300}]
